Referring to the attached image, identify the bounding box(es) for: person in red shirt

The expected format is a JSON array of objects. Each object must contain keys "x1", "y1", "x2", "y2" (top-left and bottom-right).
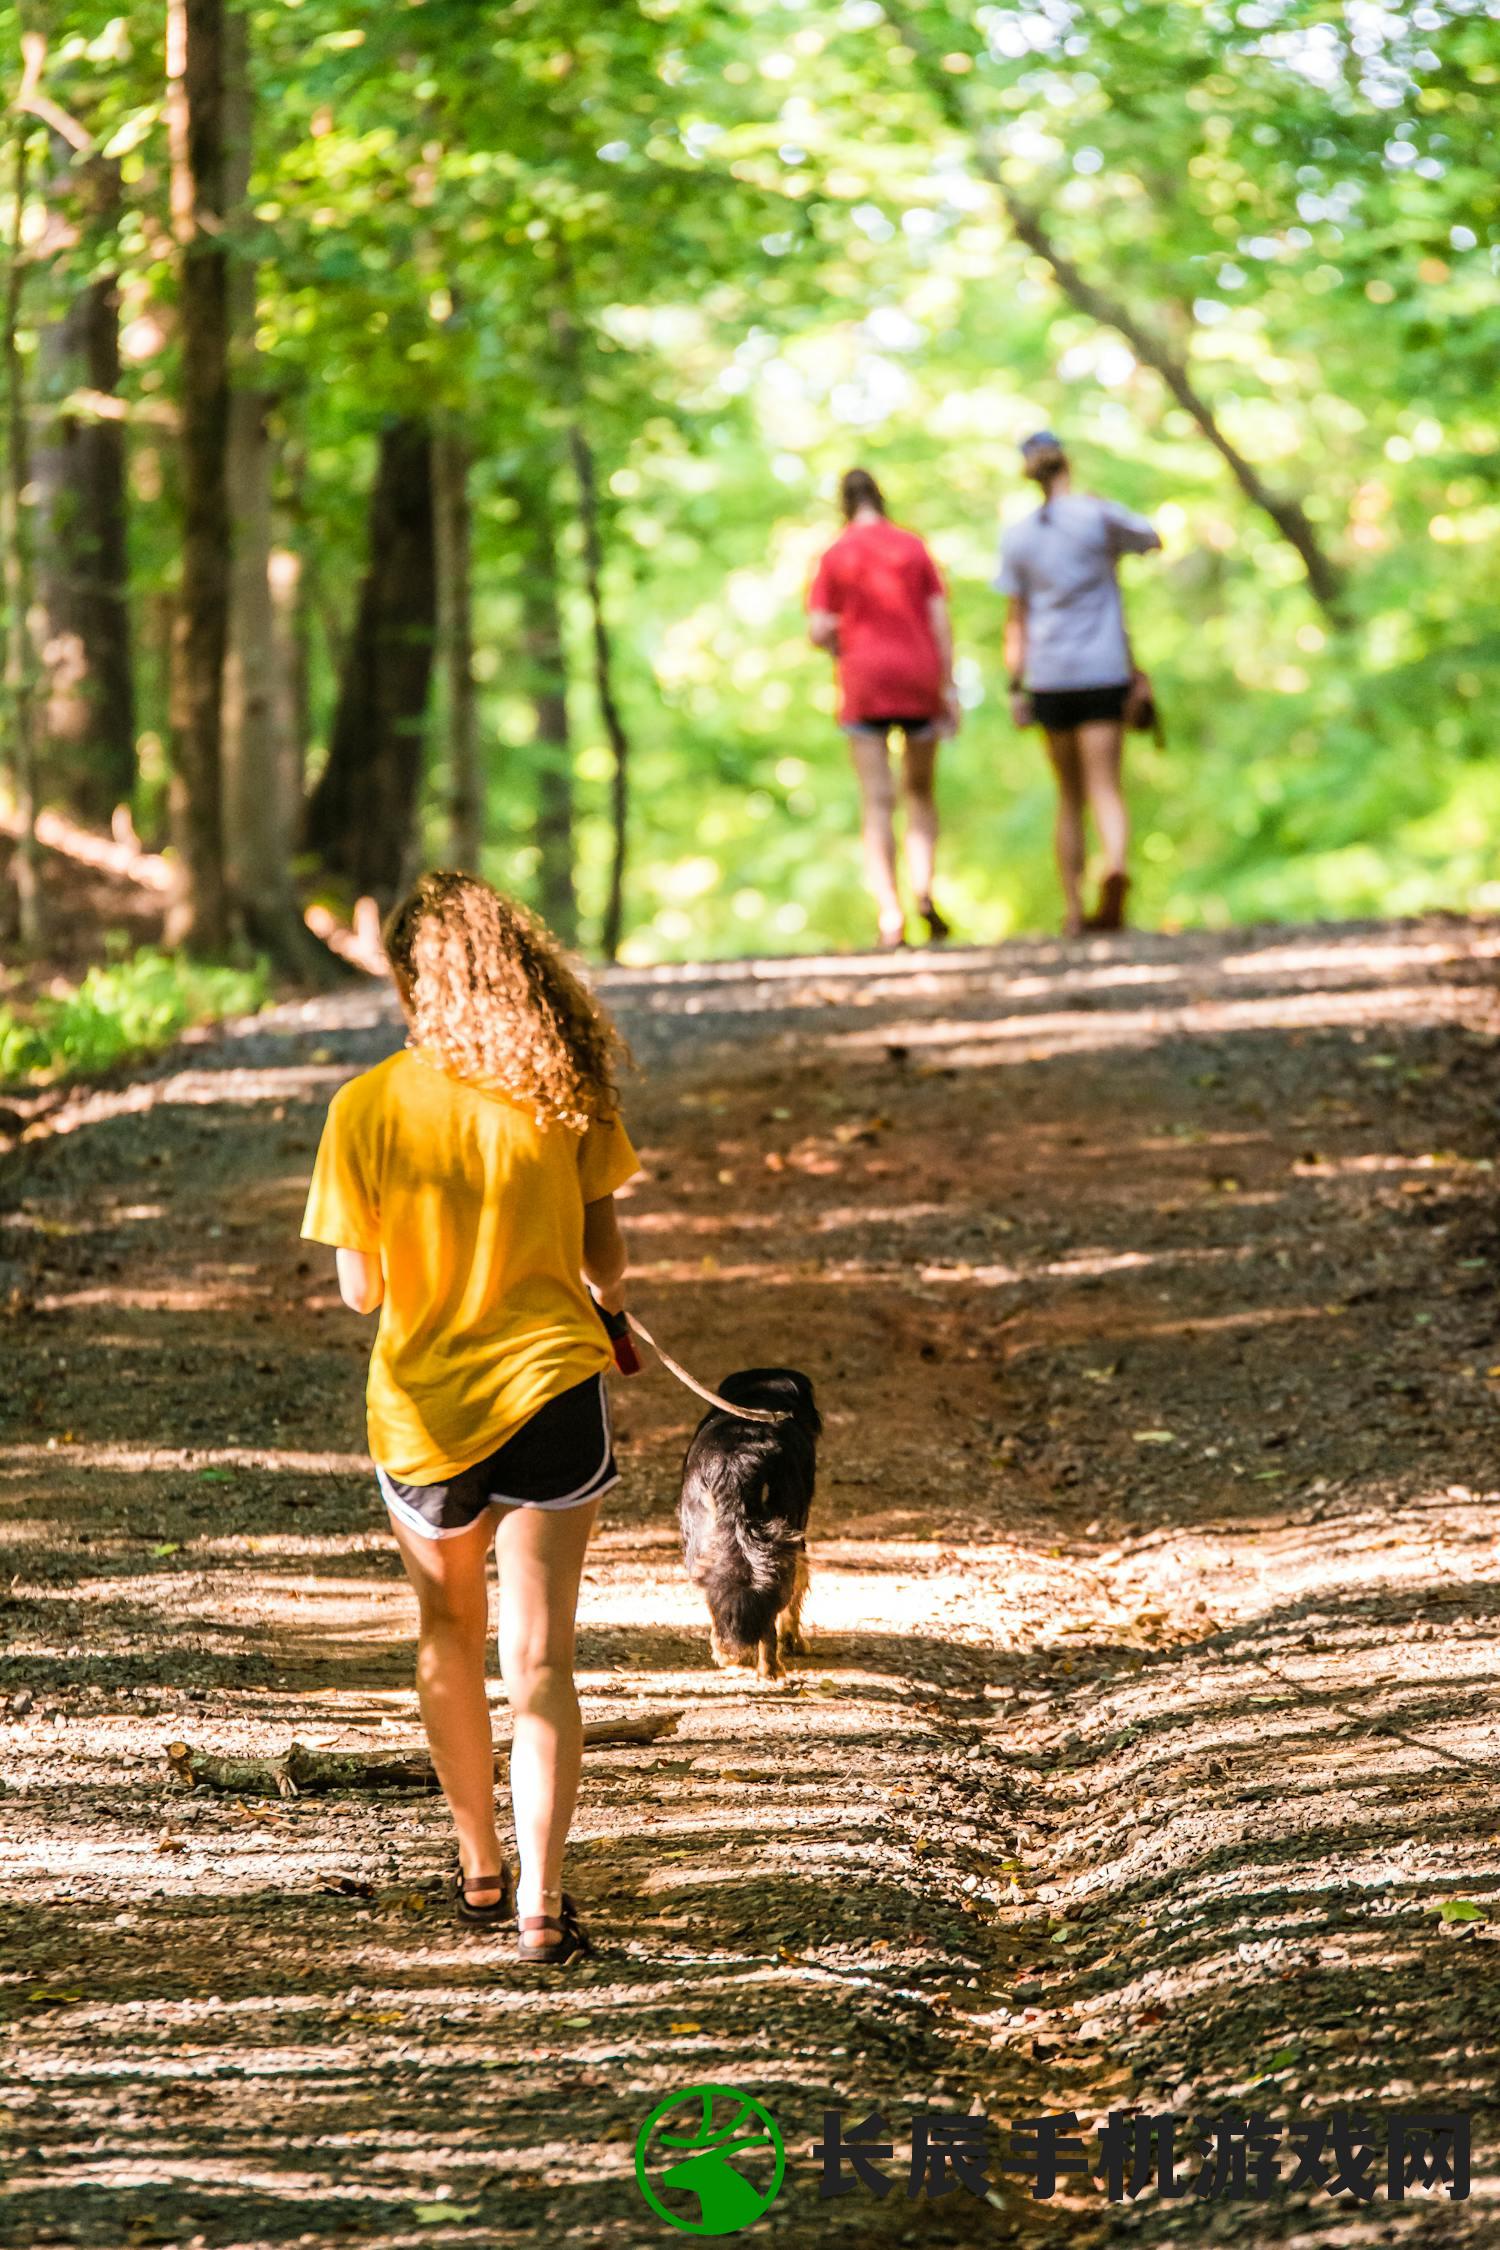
[{"x1": 808, "y1": 469, "x2": 958, "y2": 948}]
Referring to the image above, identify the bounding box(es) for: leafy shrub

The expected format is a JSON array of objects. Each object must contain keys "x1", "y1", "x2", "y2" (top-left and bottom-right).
[{"x1": 0, "y1": 951, "x2": 269, "y2": 1084}]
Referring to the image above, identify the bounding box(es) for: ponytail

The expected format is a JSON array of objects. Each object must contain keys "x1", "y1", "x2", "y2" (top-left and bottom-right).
[{"x1": 839, "y1": 467, "x2": 886, "y2": 521}]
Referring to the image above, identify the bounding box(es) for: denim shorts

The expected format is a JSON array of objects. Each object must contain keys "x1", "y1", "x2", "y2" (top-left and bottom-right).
[{"x1": 377, "y1": 1373, "x2": 617, "y2": 1541}]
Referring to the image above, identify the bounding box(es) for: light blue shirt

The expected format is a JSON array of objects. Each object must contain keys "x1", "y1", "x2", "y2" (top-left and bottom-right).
[{"x1": 994, "y1": 493, "x2": 1161, "y2": 692}]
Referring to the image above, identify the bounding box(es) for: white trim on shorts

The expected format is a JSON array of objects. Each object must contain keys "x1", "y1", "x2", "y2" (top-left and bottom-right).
[{"x1": 376, "y1": 1380, "x2": 617, "y2": 1543}]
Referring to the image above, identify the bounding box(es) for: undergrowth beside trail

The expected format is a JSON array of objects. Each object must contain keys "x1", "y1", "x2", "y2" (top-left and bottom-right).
[{"x1": 0, "y1": 948, "x2": 268, "y2": 1085}]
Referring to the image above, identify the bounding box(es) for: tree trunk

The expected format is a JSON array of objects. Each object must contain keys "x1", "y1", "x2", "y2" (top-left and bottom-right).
[
  {"x1": 217, "y1": 3, "x2": 326, "y2": 976},
  {"x1": 302, "y1": 417, "x2": 436, "y2": 906},
  {"x1": 885, "y1": 2, "x2": 1348, "y2": 623},
  {"x1": 433, "y1": 425, "x2": 481, "y2": 872},
  {"x1": 2, "y1": 118, "x2": 41, "y2": 943},
  {"x1": 32, "y1": 151, "x2": 135, "y2": 826},
  {"x1": 517, "y1": 488, "x2": 577, "y2": 946},
  {"x1": 567, "y1": 420, "x2": 630, "y2": 961},
  {"x1": 268, "y1": 541, "x2": 307, "y2": 832},
  {"x1": 164, "y1": 0, "x2": 232, "y2": 951}
]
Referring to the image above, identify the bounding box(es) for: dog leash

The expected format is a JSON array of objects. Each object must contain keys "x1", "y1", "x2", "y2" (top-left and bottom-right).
[{"x1": 598, "y1": 1304, "x2": 787, "y2": 1425}]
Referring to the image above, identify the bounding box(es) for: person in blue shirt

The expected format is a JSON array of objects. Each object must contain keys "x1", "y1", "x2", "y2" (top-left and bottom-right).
[{"x1": 996, "y1": 433, "x2": 1161, "y2": 935}]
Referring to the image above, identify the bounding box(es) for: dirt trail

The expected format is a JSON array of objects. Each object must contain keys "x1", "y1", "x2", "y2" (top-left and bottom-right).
[{"x1": 3, "y1": 918, "x2": 1499, "y2": 2248}]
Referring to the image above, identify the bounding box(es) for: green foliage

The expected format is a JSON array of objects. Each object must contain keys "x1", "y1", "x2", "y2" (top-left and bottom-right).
[
  {"x1": 7, "y1": 0, "x2": 1500, "y2": 959},
  {"x1": 0, "y1": 950, "x2": 268, "y2": 1083}
]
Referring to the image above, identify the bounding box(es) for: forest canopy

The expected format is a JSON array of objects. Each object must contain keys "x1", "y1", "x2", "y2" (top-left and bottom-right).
[{"x1": 2, "y1": 0, "x2": 1497, "y2": 964}]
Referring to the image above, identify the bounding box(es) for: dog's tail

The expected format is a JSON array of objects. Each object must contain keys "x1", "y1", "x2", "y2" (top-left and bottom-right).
[{"x1": 710, "y1": 1516, "x2": 803, "y2": 1648}]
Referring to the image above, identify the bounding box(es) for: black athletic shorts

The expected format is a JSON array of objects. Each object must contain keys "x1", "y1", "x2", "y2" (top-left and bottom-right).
[
  {"x1": 1031, "y1": 681, "x2": 1130, "y2": 730},
  {"x1": 845, "y1": 713, "x2": 939, "y2": 738},
  {"x1": 377, "y1": 1373, "x2": 617, "y2": 1541}
]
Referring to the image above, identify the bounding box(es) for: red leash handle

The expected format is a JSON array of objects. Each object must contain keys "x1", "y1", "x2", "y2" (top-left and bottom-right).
[{"x1": 594, "y1": 1299, "x2": 643, "y2": 1376}]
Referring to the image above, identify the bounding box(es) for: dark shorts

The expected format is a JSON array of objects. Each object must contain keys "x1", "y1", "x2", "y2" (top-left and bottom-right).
[
  {"x1": 377, "y1": 1373, "x2": 617, "y2": 1541},
  {"x1": 845, "y1": 713, "x2": 939, "y2": 739},
  {"x1": 1031, "y1": 682, "x2": 1130, "y2": 730}
]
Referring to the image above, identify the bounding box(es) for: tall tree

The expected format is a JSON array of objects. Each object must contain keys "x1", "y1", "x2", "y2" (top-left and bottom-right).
[
  {"x1": 302, "y1": 417, "x2": 436, "y2": 905},
  {"x1": 2, "y1": 102, "x2": 40, "y2": 941},
  {"x1": 434, "y1": 424, "x2": 481, "y2": 873},
  {"x1": 880, "y1": 0, "x2": 1347, "y2": 623},
  {"x1": 518, "y1": 492, "x2": 576, "y2": 948},
  {"x1": 218, "y1": 1, "x2": 324, "y2": 972},
  {"x1": 164, "y1": 0, "x2": 232, "y2": 950},
  {"x1": 568, "y1": 419, "x2": 631, "y2": 962},
  {"x1": 32, "y1": 136, "x2": 135, "y2": 825}
]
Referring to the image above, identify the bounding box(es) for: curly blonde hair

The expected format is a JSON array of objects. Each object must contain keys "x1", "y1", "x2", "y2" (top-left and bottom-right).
[{"x1": 382, "y1": 872, "x2": 625, "y2": 1132}]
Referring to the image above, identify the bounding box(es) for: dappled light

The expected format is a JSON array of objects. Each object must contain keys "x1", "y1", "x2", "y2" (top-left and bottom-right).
[
  {"x1": 4, "y1": 0, "x2": 1498, "y2": 2234},
  {"x1": 4, "y1": 916, "x2": 1499, "y2": 2243}
]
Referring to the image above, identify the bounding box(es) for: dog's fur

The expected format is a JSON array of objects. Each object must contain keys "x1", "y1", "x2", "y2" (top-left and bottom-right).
[{"x1": 678, "y1": 1369, "x2": 821, "y2": 1682}]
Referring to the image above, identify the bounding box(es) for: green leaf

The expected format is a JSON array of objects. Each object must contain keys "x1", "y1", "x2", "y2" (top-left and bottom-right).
[
  {"x1": 197, "y1": 1469, "x2": 232, "y2": 1483},
  {"x1": 1432, "y1": 1899, "x2": 1486, "y2": 1923},
  {"x1": 412, "y1": 2204, "x2": 481, "y2": 2225},
  {"x1": 150, "y1": 1541, "x2": 182, "y2": 1557}
]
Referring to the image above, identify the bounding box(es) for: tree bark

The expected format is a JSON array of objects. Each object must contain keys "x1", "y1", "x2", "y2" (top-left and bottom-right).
[
  {"x1": 2, "y1": 117, "x2": 41, "y2": 942},
  {"x1": 516, "y1": 487, "x2": 577, "y2": 946},
  {"x1": 164, "y1": 0, "x2": 232, "y2": 951},
  {"x1": 32, "y1": 151, "x2": 135, "y2": 825},
  {"x1": 268, "y1": 540, "x2": 307, "y2": 828},
  {"x1": 567, "y1": 420, "x2": 630, "y2": 960},
  {"x1": 302, "y1": 417, "x2": 436, "y2": 906},
  {"x1": 433, "y1": 425, "x2": 482, "y2": 872},
  {"x1": 217, "y1": 3, "x2": 326, "y2": 976},
  {"x1": 885, "y1": 2, "x2": 1348, "y2": 623}
]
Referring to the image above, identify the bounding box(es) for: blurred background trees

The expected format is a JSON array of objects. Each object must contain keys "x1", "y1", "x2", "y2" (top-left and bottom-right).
[{"x1": 1, "y1": 0, "x2": 1496, "y2": 966}]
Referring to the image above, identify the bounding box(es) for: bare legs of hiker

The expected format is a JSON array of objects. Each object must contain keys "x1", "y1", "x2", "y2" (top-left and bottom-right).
[
  {"x1": 390, "y1": 1495, "x2": 598, "y2": 1942},
  {"x1": 1045, "y1": 719, "x2": 1130, "y2": 936},
  {"x1": 847, "y1": 724, "x2": 944, "y2": 948}
]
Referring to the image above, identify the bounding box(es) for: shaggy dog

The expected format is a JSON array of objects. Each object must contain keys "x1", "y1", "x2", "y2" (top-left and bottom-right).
[{"x1": 678, "y1": 1369, "x2": 821, "y2": 1682}]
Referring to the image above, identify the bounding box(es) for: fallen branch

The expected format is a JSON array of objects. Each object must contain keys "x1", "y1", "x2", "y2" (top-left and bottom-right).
[
  {"x1": 164, "y1": 1709, "x2": 683, "y2": 1798},
  {"x1": 302, "y1": 895, "x2": 388, "y2": 978},
  {"x1": 0, "y1": 802, "x2": 174, "y2": 893}
]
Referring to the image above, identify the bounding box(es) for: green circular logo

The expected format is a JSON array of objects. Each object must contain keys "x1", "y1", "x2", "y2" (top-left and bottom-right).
[{"x1": 633, "y1": 2083, "x2": 785, "y2": 2236}]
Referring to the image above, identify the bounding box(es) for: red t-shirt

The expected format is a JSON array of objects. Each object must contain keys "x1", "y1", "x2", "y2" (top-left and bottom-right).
[{"x1": 808, "y1": 518, "x2": 946, "y2": 726}]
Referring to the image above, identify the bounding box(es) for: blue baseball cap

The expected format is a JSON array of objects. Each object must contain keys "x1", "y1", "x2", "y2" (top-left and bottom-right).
[{"x1": 1020, "y1": 429, "x2": 1063, "y2": 459}]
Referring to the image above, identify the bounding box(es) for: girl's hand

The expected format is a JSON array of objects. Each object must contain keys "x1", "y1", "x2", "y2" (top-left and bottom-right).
[
  {"x1": 592, "y1": 1294, "x2": 642, "y2": 1374},
  {"x1": 1009, "y1": 689, "x2": 1035, "y2": 730}
]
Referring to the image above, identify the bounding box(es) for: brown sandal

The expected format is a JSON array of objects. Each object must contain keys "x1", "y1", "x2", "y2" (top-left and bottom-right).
[
  {"x1": 1085, "y1": 871, "x2": 1130, "y2": 932},
  {"x1": 454, "y1": 1863, "x2": 515, "y2": 1928},
  {"x1": 517, "y1": 1893, "x2": 593, "y2": 1966},
  {"x1": 916, "y1": 896, "x2": 951, "y2": 944}
]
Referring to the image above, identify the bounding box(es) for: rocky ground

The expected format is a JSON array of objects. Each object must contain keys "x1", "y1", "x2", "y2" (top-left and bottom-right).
[{"x1": 2, "y1": 916, "x2": 1498, "y2": 2247}]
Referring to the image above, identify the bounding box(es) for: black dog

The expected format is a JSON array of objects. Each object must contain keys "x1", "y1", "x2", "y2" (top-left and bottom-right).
[{"x1": 678, "y1": 1369, "x2": 821, "y2": 1682}]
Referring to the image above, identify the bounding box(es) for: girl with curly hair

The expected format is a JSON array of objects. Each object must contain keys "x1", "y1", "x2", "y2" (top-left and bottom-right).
[{"x1": 302, "y1": 873, "x2": 638, "y2": 1965}]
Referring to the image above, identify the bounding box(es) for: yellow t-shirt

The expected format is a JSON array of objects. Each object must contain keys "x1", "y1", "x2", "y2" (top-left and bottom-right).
[{"x1": 301, "y1": 1047, "x2": 639, "y2": 1483}]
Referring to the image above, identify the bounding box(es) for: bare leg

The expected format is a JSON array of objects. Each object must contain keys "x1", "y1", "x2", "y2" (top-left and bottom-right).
[
  {"x1": 1044, "y1": 730, "x2": 1086, "y2": 936},
  {"x1": 845, "y1": 727, "x2": 905, "y2": 945},
  {"x1": 1078, "y1": 720, "x2": 1129, "y2": 877},
  {"x1": 495, "y1": 1497, "x2": 599, "y2": 1922},
  {"x1": 389, "y1": 1509, "x2": 503, "y2": 1892},
  {"x1": 899, "y1": 727, "x2": 940, "y2": 910}
]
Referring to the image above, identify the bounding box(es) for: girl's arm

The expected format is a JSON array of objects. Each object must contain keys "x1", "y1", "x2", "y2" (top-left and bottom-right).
[
  {"x1": 1004, "y1": 597, "x2": 1032, "y2": 724},
  {"x1": 1003, "y1": 596, "x2": 1027, "y2": 686},
  {"x1": 807, "y1": 606, "x2": 840, "y2": 652},
  {"x1": 583, "y1": 1194, "x2": 628, "y2": 1315},
  {"x1": 928, "y1": 592, "x2": 955, "y2": 690},
  {"x1": 335, "y1": 1246, "x2": 384, "y2": 1315}
]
